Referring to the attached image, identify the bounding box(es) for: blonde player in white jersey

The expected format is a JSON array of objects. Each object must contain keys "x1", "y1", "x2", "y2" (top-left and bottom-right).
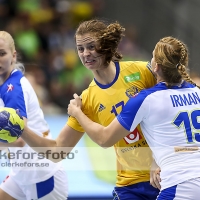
[
  {"x1": 0, "y1": 31, "x2": 68, "y2": 200},
  {"x1": 68, "y1": 36, "x2": 200, "y2": 200}
]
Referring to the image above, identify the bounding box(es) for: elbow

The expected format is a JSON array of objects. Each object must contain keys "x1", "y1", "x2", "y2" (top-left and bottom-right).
[
  {"x1": 100, "y1": 144, "x2": 112, "y2": 149},
  {"x1": 90, "y1": 128, "x2": 115, "y2": 148},
  {"x1": 97, "y1": 140, "x2": 113, "y2": 148},
  {"x1": 51, "y1": 158, "x2": 62, "y2": 163}
]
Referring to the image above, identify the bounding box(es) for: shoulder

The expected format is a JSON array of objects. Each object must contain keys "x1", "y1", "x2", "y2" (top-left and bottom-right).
[
  {"x1": 139, "y1": 83, "x2": 167, "y2": 97},
  {"x1": 0, "y1": 70, "x2": 24, "y2": 92},
  {"x1": 118, "y1": 61, "x2": 155, "y2": 87},
  {"x1": 119, "y1": 61, "x2": 149, "y2": 71},
  {"x1": 81, "y1": 79, "x2": 98, "y2": 97},
  {"x1": 125, "y1": 86, "x2": 158, "y2": 111},
  {"x1": 9, "y1": 70, "x2": 30, "y2": 87},
  {"x1": 10, "y1": 69, "x2": 24, "y2": 80},
  {"x1": 119, "y1": 61, "x2": 154, "y2": 76}
]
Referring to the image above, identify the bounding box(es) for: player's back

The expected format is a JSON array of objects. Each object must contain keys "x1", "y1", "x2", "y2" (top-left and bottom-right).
[{"x1": 139, "y1": 81, "x2": 200, "y2": 190}]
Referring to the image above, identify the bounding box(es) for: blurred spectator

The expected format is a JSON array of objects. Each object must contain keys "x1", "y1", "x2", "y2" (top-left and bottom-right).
[
  {"x1": 0, "y1": 0, "x2": 144, "y2": 114},
  {"x1": 25, "y1": 71, "x2": 63, "y2": 114},
  {"x1": 0, "y1": 0, "x2": 17, "y2": 29}
]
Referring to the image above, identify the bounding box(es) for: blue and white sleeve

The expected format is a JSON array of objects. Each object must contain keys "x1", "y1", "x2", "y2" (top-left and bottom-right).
[
  {"x1": 1, "y1": 78, "x2": 27, "y2": 118},
  {"x1": 117, "y1": 92, "x2": 148, "y2": 132}
]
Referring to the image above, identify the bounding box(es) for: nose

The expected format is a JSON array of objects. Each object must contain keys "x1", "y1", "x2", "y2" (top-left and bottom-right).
[{"x1": 83, "y1": 49, "x2": 91, "y2": 57}]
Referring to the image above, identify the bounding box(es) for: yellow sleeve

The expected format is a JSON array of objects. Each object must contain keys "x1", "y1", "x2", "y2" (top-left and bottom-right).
[
  {"x1": 128, "y1": 61, "x2": 156, "y2": 89},
  {"x1": 67, "y1": 89, "x2": 93, "y2": 133},
  {"x1": 67, "y1": 116, "x2": 85, "y2": 132}
]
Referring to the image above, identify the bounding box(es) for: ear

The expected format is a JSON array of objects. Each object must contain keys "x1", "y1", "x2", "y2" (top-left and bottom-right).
[
  {"x1": 12, "y1": 51, "x2": 17, "y2": 64},
  {"x1": 153, "y1": 63, "x2": 159, "y2": 72}
]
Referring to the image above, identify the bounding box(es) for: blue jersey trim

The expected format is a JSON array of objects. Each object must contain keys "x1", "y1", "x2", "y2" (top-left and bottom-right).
[
  {"x1": 154, "y1": 81, "x2": 195, "y2": 90},
  {"x1": 94, "y1": 62, "x2": 120, "y2": 89},
  {"x1": 145, "y1": 81, "x2": 195, "y2": 93}
]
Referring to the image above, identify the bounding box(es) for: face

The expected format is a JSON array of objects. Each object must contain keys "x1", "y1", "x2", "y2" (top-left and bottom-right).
[
  {"x1": 0, "y1": 38, "x2": 16, "y2": 79},
  {"x1": 76, "y1": 33, "x2": 105, "y2": 71}
]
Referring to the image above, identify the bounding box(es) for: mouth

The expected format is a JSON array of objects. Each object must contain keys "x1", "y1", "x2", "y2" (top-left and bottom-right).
[{"x1": 85, "y1": 60, "x2": 95, "y2": 65}]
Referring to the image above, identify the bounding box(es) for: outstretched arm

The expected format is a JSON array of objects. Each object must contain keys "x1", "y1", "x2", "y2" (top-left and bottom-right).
[
  {"x1": 68, "y1": 94, "x2": 130, "y2": 147},
  {"x1": 0, "y1": 105, "x2": 84, "y2": 162},
  {"x1": 0, "y1": 137, "x2": 25, "y2": 148},
  {"x1": 21, "y1": 124, "x2": 84, "y2": 162}
]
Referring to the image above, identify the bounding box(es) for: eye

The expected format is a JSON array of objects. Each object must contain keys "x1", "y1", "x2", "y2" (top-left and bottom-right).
[
  {"x1": 89, "y1": 45, "x2": 95, "y2": 50},
  {"x1": 0, "y1": 52, "x2": 6, "y2": 56},
  {"x1": 77, "y1": 47, "x2": 84, "y2": 53}
]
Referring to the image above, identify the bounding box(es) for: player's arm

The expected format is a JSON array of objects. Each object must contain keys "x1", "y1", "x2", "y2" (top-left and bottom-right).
[
  {"x1": 0, "y1": 138, "x2": 25, "y2": 148},
  {"x1": 21, "y1": 124, "x2": 84, "y2": 162},
  {"x1": 68, "y1": 94, "x2": 130, "y2": 147}
]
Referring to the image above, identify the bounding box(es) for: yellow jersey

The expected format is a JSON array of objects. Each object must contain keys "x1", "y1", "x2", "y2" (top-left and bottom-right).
[{"x1": 67, "y1": 61, "x2": 156, "y2": 186}]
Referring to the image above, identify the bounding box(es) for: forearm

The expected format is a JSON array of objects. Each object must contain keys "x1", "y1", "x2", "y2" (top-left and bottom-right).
[
  {"x1": 75, "y1": 110, "x2": 109, "y2": 147},
  {"x1": 21, "y1": 126, "x2": 57, "y2": 148},
  {"x1": 21, "y1": 126, "x2": 71, "y2": 162},
  {"x1": 0, "y1": 146, "x2": 7, "y2": 151},
  {"x1": 21, "y1": 125, "x2": 60, "y2": 160},
  {"x1": 68, "y1": 94, "x2": 131, "y2": 147},
  {"x1": 0, "y1": 137, "x2": 25, "y2": 147}
]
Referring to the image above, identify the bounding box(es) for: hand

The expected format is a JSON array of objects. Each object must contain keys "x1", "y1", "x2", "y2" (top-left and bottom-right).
[
  {"x1": 150, "y1": 160, "x2": 161, "y2": 190},
  {"x1": 67, "y1": 93, "x2": 82, "y2": 117}
]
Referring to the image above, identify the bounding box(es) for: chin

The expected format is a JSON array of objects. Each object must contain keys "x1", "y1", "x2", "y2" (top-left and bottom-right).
[{"x1": 85, "y1": 64, "x2": 96, "y2": 70}]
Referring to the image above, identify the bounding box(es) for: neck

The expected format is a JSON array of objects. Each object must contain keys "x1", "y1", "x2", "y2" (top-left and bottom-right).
[
  {"x1": 93, "y1": 62, "x2": 116, "y2": 84},
  {"x1": 0, "y1": 78, "x2": 4, "y2": 85},
  {"x1": 0, "y1": 68, "x2": 14, "y2": 85},
  {"x1": 156, "y1": 77, "x2": 165, "y2": 83},
  {"x1": 158, "y1": 79, "x2": 184, "y2": 86}
]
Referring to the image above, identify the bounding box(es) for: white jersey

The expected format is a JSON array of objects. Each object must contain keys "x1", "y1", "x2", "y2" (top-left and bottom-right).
[
  {"x1": 0, "y1": 69, "x2": 61, "y2": 185},
  {"x1": 117, "y1": 81, "x2": 200, "y2": 190}
]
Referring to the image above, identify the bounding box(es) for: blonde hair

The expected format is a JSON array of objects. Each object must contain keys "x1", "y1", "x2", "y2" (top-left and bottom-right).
[
  {"x1": 0, "y1": 31, "x2": 15, "y2": 53},
  {"x1": 0, "y1": 31, "x2": 25, "y2": 74},
  {"x1": 154, "y1": 36, "x2": 199, "y2": 88}
]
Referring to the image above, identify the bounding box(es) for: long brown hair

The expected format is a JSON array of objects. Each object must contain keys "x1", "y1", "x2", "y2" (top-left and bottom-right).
[{"x1": 154, "y1": 36, "x2": 199, "y2": 88}]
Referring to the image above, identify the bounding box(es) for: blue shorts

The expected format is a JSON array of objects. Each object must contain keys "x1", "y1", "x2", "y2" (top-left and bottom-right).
[
  {"x1": 112, "y1": 181, "x2": 159, "y2": 200},
  {"x1": 157, "y1": 177, "x2": 200, "y2": 200}
]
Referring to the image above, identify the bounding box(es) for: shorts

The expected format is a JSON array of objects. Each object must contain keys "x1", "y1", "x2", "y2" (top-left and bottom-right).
[
  {"x1": 0, "y1": 169, "x2": 68, "y2": 200},
  {"x1": 157, "y1": 177, "x2": 200, "y2": 200},
  {"x1": 112, "y1": 181, "x2": 159, "y2": 200}
]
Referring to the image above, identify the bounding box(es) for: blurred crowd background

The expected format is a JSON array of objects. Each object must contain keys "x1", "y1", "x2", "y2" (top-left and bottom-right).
[{"x1": 1, "y1": 0, "x2": 200, "y2": 114}]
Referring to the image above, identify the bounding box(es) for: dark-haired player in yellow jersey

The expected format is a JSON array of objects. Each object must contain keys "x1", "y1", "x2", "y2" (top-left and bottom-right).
[{"x1": 21, "y1": 19, "x2": 160, "y2": 200}]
